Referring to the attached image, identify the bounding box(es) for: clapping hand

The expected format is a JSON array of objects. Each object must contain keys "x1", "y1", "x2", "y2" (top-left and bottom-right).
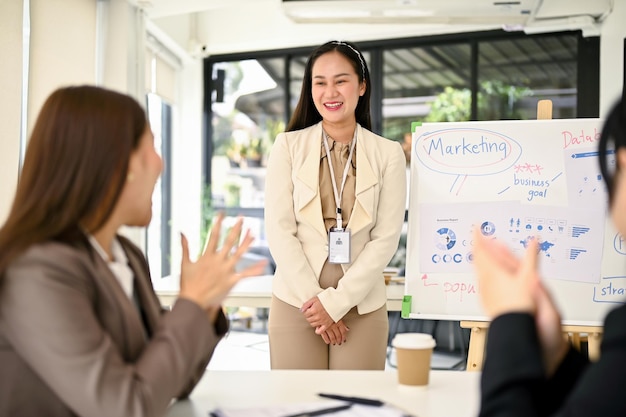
[
  {"x1": 472, "y1": 228, "x2": 537, "y2": 318},
  {"x1": 472, "y1": 227, "x2": 568, "y2": 376},
  {"x1": 178, "y1": 213, "x2": 267, "y2": 310}
]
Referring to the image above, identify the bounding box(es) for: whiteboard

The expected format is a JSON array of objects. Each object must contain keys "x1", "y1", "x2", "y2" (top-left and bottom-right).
[{"x1": 404, "y1": 118, "x2": 626, "y2": 325}]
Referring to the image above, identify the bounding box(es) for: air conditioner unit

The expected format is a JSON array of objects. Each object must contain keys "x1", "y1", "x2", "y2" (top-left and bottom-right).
[
  {"x1": 281, "y1": 0, "x2": 613, "y2": 35},
  {"x1": 282, "y1": 0, "x2": 539, "y2": 24}
]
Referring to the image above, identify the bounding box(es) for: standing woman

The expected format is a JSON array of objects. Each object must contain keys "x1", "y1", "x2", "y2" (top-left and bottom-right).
[
  {"x1": 265, "y1": 40, "x2": 407, "y2": 369},
  {"x1": 0, "y1": 85, "x2": 265, "y2": 417}
]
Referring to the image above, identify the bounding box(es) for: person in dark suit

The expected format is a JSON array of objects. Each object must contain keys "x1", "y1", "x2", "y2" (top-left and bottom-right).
[
  {"x1": 0, "y1": 85, "x2": 266, "y2": 417},
  {"x1": 472, "y1": 99, "x2": 626, "y2": 416}
]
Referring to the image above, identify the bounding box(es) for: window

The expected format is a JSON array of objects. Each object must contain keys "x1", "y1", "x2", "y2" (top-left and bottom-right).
[
  {"x1": 206, "y1": 58, "x2": 287, "y2": 263},
  {"x1": 144, "y1": 40, "x2": 179, "y2": 280},
  {"x1": 204, "y1": 30, "x2": 598, "y2": 276},
  {"x1": 146, "y1": 93, "x2": 172, "y2": 278},
  {"x1": 382, "y1": 43, "x2": 472, "y2": 165},
  {"x1": 477, "y1": 34, "x2": 578, "y2": 120}
]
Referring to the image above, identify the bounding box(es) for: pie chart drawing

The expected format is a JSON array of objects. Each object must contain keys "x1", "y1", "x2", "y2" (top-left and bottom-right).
[
  {"x1": 481, "y1": 221, "x2": 496, "y2": 236},
  {"x1": 435, "y1": 228, "x2": 456, "y2": 250}
]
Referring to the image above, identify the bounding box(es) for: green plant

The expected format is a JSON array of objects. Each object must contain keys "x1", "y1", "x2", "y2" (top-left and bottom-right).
[
  {"x1": 478, "y1": 80, "x2": 533, "y2": 120},
  {"x1": 200, "y1": 183, "x2": 214, "y2": 251},
  {"x1": 265, "y1": 119, "x2": 285, "y2": 145},
  {"x1": 224, "y1": 180, "x2": 241, "y2": 207},
  {"x1": 425, "y1": 86, "x2": 472, "y2": 122},
  {"x1": 225, "y1": 141, "x2": 245, "y2": 165},
  {"x1": 424, "y1": 81, "x2": 533, "y2": 123},
  {"x1": 246, "y1": 138, "x2": 264, "y2": 160}
]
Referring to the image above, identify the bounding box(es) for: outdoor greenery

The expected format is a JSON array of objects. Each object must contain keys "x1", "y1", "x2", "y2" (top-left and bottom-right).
[
  {"x1": 200, "y1": 183, "x2": 214, "y2": 251},
  {"x1": 424, "y1": 86, "x2": 472, "y2": 122},
  {"x1": 223, "y1": 118, "x2": 284, "y2": 167},
  {"x1": 425, "y1": 80, "x2": 533, "y2": 122}
]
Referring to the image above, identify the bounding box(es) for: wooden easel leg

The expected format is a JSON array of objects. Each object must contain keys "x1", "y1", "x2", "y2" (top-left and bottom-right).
[
  {"x1": 562, "y1": 325, "x2": 604, "y2": 362},
  {"x1": 466, "y1": 326, "x2": 486, "y2": 371},
  {"x1": 587, "y1": 332, "x2": 602, "y2": 362}
]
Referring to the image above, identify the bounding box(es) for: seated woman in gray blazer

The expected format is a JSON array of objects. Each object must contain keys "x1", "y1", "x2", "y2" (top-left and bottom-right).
[{"x1": 0, "y1": 85, "x2": 266, "y2": 417}]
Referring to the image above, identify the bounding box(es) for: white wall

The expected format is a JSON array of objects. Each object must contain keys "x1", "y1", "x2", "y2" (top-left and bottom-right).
[
  {"x1": 28, "y1": 0, "x2": 96, "y2": 125},
  {"x1": 0, "y1": 0, "x2": 97, "y2": 225},
  {"x1": 599, "y1": 0, "x2": 626, "y2": 116},
  {"x1": 169, "y1": 59, "x2": 204, "y2": 266},
  {"x1": 0, "y1": 0, "x2": 161, "y2": 246},
  {"x1": 154, "y1": 7, "x2": 500, "y2": 56},
  {"x1": 0, "y1": 0, "x2": 23, "y2": 225}
]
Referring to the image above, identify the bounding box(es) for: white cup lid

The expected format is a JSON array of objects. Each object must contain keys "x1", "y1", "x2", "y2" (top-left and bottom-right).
[{"x1": 392, "y1": 332, "x2": 436, "y2": 349}]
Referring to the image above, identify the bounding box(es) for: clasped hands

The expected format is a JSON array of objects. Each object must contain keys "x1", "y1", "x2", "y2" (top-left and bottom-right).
[
  {"x1": 472, "y1": 227, "x2": 569, "y2": 376},
  {"x1": 301, "y1": 297, "x2": 349, "y2": 345}
]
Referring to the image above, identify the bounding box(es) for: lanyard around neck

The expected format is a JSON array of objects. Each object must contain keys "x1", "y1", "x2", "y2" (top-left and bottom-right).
[{"x1": 323, "y1": 129, "x2": 357, "y2": 231}]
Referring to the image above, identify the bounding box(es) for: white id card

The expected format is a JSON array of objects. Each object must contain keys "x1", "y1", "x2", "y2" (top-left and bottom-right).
[{"x1": 328, "y1": 228, "x2": 351, "y2": 264}]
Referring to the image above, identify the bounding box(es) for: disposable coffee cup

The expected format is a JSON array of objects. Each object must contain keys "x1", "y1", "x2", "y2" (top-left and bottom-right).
[{"x1": 391, "y1": 333, "x2": 436, "y2": 387}]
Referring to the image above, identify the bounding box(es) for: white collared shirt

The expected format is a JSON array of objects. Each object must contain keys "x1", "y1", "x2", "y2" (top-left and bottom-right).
[{"x1": 87, "y1": 235, "x2": 134, "y2": 300}]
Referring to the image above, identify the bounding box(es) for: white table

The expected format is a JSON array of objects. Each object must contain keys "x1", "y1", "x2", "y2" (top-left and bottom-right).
[
  {"x1": 155, "y1": 274, "x2": 405, "y2": 312},
  {"x1": 166, "y1": 370, "x2": 480, "y2": 417}
]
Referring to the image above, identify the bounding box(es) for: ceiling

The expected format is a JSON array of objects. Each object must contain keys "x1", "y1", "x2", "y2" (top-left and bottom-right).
[
  {"x1": 140, "y1": 0, "x2": 612, "y2": 22},
  {"x1": 139, "y1": 0, "x2": 612, "y2": 56},
  {"x1": 137, "y1": 0, "x2": 606, "y2": 122},
  {"x1": 138, "y1": 0, "x2": 260, "y2": 19}
]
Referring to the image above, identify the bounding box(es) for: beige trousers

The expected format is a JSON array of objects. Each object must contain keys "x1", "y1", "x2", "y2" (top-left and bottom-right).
[{"x1": 268, "y1": 263, "x2": 389, "y2": 370}]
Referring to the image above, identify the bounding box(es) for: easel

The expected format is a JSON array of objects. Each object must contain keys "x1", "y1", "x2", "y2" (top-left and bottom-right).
[
  {"x1": 460, "y1": 99, "x2": 604, "y2": 371},
  {"x1": 460, "y1": 321, "x2": 604, "y2": 371}
]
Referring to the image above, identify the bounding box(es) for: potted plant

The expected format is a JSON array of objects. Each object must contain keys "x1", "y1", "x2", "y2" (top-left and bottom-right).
[
  {"x1": 226, "y1": 141, "x2": 244, "y2": 167},
  {"x1": 245, "y1": 138, "x2": 264, "y2": 167}
]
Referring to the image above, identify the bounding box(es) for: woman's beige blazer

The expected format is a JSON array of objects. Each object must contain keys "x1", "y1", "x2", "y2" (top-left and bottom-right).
[
  {"x1": 265, "y1": 122, "x2": 407, "y2": 322},
  {"x1": 0, "y1": 236, "x2": 227, "y2": 417}
]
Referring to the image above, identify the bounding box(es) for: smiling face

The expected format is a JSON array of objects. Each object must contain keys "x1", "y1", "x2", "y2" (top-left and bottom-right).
[{"x1": 311, "y1": 50, "x2": 366, "y2": 129}]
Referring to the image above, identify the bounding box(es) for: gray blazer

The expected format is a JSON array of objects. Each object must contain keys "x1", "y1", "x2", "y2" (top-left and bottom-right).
[{"x1": 0, "y1": 235, "x2": 227, "y2": 417}]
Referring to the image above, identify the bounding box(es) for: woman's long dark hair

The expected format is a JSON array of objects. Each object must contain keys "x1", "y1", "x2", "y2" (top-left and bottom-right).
[
  {"x1": 0, "y1": 85, "x2": 147, "y2": 278},
  {"x1": 599, "y1": 99, "x2": 626, "y2": 204},
  {"x1": 287, "y1": 40, "x2": 372, "y2": 132}
]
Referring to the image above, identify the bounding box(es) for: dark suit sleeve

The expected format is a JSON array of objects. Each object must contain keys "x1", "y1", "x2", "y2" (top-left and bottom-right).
[
  {"x1": 480, "y1": 313, "x2": 547, "y2": 417},
  {"x1": 480, "y1": 310, "x2": 626, "y2": 417}
]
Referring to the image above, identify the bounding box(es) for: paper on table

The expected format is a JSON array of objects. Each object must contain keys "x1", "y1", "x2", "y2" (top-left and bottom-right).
[{"x1": 210, "y1": 401, "x2": 411, "y2": 417}]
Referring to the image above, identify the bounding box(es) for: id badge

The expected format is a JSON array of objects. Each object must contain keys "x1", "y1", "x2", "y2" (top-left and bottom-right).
[{"x1": 328, "y1": 228, "x2": 351, "y2": 264}]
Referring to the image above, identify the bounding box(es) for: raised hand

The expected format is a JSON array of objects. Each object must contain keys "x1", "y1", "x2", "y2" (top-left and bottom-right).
[
  {"x1": 472, "y1": 227, "x2": 537, "y2": 318},
  {"x1": 178, "y1": 213, "x2": 267, "y2": 309},
  {"x1": 533, "y1": 280, "x2": 569, "y2": 376},
  {"x1": 473, "y1": 227, "x2": 568, "y2": 375}
]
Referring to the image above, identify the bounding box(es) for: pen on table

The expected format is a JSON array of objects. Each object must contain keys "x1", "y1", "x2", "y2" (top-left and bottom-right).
[
  {"x1": 317, "y1": 393, "x2": 384, "y2": 407},
  {"x1": 281, "y1": 403, "x2": 353, "y2": 417}
]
